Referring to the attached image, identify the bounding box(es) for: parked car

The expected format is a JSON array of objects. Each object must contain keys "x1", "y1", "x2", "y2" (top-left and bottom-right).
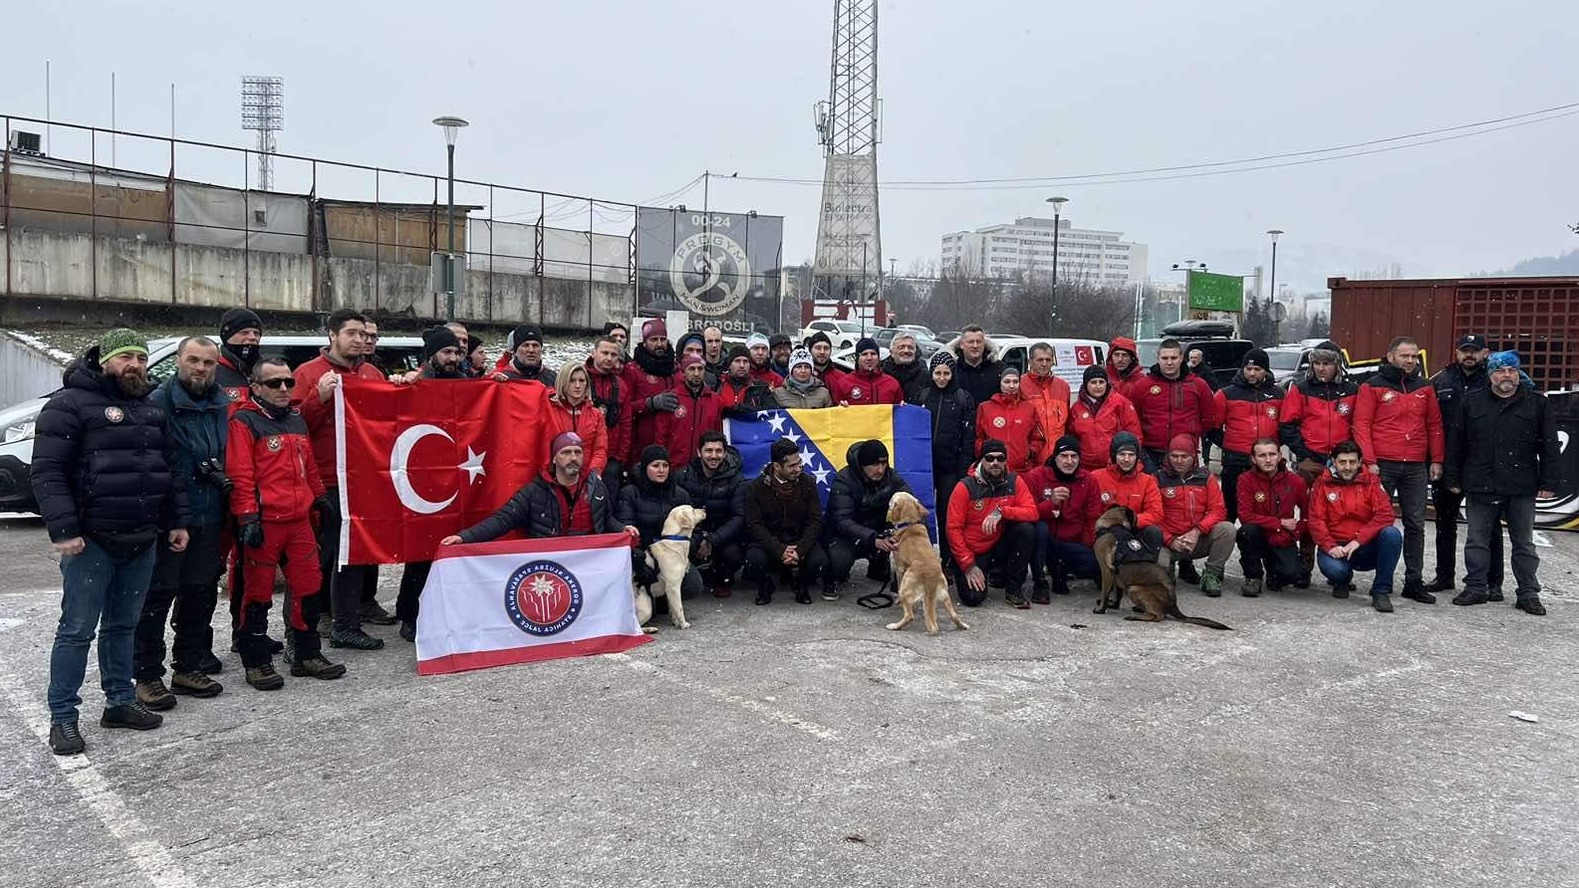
[
  {"x1": 0, "y1": 334, "x2": 425, "y2": 515},
  {"x1": 830, "y1": 337, "x2": 945, "y2": 371},
  {"x1": 989, "y1": 336, "x2": 1107, "y2": 400},
  {"x1": 798, "y1": 319, "x2": 868, "y2": 350}
]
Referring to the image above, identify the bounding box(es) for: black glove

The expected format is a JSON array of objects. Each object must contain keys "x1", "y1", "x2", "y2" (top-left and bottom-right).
[
  {"x1": 240, "y1": 519, "x2": 265, "y2": 549},
  {"x1": 647, "y1": 391, "x2": 680, "y2": 413},
  {"x1": 312, "y1": 494, "x2": 337, "y2": 525}
]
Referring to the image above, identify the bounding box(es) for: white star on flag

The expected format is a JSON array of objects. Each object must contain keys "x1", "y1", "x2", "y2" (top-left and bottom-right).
[
  {"x1": 811, "y1": 465, "x2": 832, "y2": 487},
  {"x1": 785, "y1": 430, "x2": 802, "y2": 444},
  {"x1": 766, "y1": 412, "x2": 788, "y2": 434},
  {"x1": 459, "y1": 446, "x2": 487, "y2": 483},
  {"x1": 800, "y1": 448, "x2": 818, "y2": 467}
]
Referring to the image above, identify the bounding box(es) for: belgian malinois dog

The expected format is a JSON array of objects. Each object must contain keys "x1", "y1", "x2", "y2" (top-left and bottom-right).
[{"x1": 1092, "y1": 505, "x2": 1231, "y2": 630}]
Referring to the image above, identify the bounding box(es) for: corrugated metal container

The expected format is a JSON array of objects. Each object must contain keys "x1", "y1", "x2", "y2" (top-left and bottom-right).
[{"x1": 1330, "y1": 276, "x2": 1579, "y2": 391}]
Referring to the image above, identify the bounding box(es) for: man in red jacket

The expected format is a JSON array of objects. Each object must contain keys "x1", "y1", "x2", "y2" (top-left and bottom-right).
[
  {"x1": 587, "y1": 336, "x2": 632, "y2": 493},
  {"x1": 1022, "y1": 436, "x2": 1101, "y2": 599},
  {"x1": 1126, "y1": 338, "x2": 1220, "y2": 469},
  {"x1": 230, "y1": 357, "x2": 346, "y2": 690},
  {"x1": 623, "y1": 318, "x2": 682, "y2": 465},
  {"x1": 1154, "y1": 434, "x2": 1237, "y2": 597},
  {"x1": 658, "y1": 355, "x2": 723, "y2": 459},
  {"x1": 1310, "y1": 441, "x2": 1404, "y2": 612},
  {"x1": 291, "y1": 308, "x2": 387, "y2": 652},
  {"x1": 1090, "y1": 431, "x2": 1164, "y2": 534},
  {"x1": 1235, "y1": 438, "x2": 1312, "y2": 597},
  {"x1": 1278, "y1": 341, "x2": 1357, "y2": 485},
  {"x1": 947, "y1": 439, "x2": 1040, "y2": 608},
  {"x1": 1351, "y1": 336, "x2": 1443, "y2": 605},
  {"x1": 1213, "y1": 348, "x2": 1283, "y2": 521},
  {"x1": 832, "y1": 338, "x2": 904, "y2": 405}
]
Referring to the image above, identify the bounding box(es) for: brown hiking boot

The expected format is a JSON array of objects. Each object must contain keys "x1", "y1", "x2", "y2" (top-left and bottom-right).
[
  {"x1": 170, "y1": 670, "x2": 224, "y2": 698},
  {"x1": 135, "y1": 678, "x2": 177, "y2": 711},
  {"x1": 246, "y1": 663, "x2": 285, "y2": 691},
  {"x1": 290, "y1": 656, "x2": 347, "y2": 680}
]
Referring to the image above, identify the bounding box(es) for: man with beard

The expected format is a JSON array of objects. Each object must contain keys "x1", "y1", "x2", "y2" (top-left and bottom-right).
[
  {"x1": 947, "y1": 438, "x2": 1040, "y2": 608},
  {"x1": 1352, "y1": 336, "x2": 1444, "y2": 605},
  {"x1": 493, "y1": 324, "x2": 556, "y2": 384},
  {"x1": 702, "y1": 325, "x2": 729, "y2": 380},
  {"x1": 1445, "y1": 351, "x2": 1560, "y2": 615},
  {"x1": 744, "y1": 438, "x2": 828, "y2": 605},
  {"x1": 825, "y1": 440, "x2": 914, "y2": 601},
  {"x1": 1279, "y1": 341, "x2": 1358, "y2": 485},
  {"x1": 586, "y1": 336, "x2": 631, "y2": 493},
  {"x1": 1427, "y1": 335, "x2": 1497, "y2": 596},
  {"x1": 443, "y1": 433, "x2": 637, "y2": 543},
  {"x1": 676, "y1": 332, "x2": 720, "y2": 391},
  {"x1": 715, "y1": 345, "x2": 775, "y2": 414},
  {"x1": 1154, "y1": 434, "x2": 1237, "y2": 597},
  {"x1": 1023, "y1": 436, "x2": 1101, "y2": 599},
  {"x1": 602, "y1": 322, "x2": 631, "y2": 360},
  {"x1": 133, "y1": 338, "x2": 230, "y2": 711},
  {"x1": 623, "y1": 318, "x2": 682, "y2": 465},
  {"x1": 1021, "y1": 342, "x2": 1072, "y2": 445},
  {"x1": 832, "y1": 338, "x2": 903, "y2": 406},
  {"x1": 293, "y1": 309, "x2": 386, "y2": 651},
  {"x1": 880, "y1": 332, "x2": 928, "y2": 402},
  {"x1": 675, "y1": 431, "x2": 749, "y2": 597},
  {"x1": 744, "y1": 333, "x2": 782, "y2": 387},
  {"x1": 1105, "y1": 337, "x2": 1144, "y2": 391},
  {"x1": 1236, "y1": 438, "x2": 1312, "y2": 596},
  {"x1": 34, "y1": 329, "x2": 191, "y2": 755},
  {"x1": 804, "y1": 331, "x2": 846, "y2": 390},
  {"x1": 949, "y1": 325, "x2": 1004, "y2": 408},
  {"x1": 1213, "y1": 349, "x2": 1284, "y2": 522},
  {"x1": 229, "y1": 358, "x2": 345, "y2": 689},
  {"x1": 657, "y1": 354, "x2": 723, "y2": 460},
  {"x1": 215, "y1": 308, "x2": 262, "y2": 408},
  {"x1": 360, "y1": 319, "x2": 389, "y2": 376},
  {"x1": 1310, "y1": 441, "x2": 1404, "y2": 611},
  {"x1": 1128, "y1": 339, "x2": 1219, "y2": 470},
  {"x1": 767, "y1": 333, "x2": 793, "y2": 379}
]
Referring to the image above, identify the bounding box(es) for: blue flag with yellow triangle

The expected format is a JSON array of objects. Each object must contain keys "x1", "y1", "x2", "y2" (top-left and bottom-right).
[{"x1": 725, "y1": 404, "x2": 936, "y2": 532}]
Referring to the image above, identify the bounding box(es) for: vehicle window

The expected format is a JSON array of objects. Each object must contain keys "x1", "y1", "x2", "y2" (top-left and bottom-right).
[
  {"x1": 146, "y1": 352, "x2": 179, "y2": 386},
  {"x1": 1136, "y1": 341, "x2": 1159, "y2": 368},
  {"x1": 1267, "y1": 350, "x2": 1303, "y2": 372},
  {"x1": 1197, "y1": 341, "x2": 1252, "y2": 370},
  {"x1": 1001, "y1": 346, "x2": 1026, "y2": 373}
]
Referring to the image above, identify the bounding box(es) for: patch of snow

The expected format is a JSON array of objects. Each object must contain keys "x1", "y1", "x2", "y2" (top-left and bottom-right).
[{"x1": 5, "y1": 331, "x2": 76, "y2": 366}]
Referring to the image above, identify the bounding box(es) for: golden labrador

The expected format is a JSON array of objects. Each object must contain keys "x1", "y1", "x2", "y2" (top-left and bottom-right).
[
  {"x1": 639, "y1": 505, "x2": 707, "y2": 632},
  {"x1": 884, "y1": 491, "x2": 969, "y2": 635}
]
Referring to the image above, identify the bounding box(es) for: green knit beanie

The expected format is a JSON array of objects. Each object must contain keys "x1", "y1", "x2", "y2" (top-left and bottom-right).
[{"x1": 99, "y1": 328, "x2": 148, "y2": 362}]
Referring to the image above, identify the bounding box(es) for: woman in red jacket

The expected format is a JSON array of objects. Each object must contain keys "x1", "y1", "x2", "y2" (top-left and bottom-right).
[
  {"x1": 1068, "y1": 365, "x2": 1142, "y2": 472},
  {"x1": 975, "y1": 366, "x2": 1045, "y2": 474},
  {"x1": 547, "y1": 363, "x2": 610, "y2": 474}
]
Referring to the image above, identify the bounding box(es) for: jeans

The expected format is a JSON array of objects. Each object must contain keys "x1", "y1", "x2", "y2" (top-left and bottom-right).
[
  {"x1": 1464, "y1": 494, "x2": 1540, "y2": 600},
  {"x1": 1376, "y1": 461, "x2": 1428, "y2": 586},
  {"x1": 134, "y1": 523, "x2": 226, "y2": 680},
  {"x1": 1433, "y1": 484, "x2": 1502, "y2": 588},
  {"x1": 1316, "y1": 525, "x2": 1403, "y2": 594},
  {"x1": 951, "y1": 521, "x2": 1035, "y2": 606},
  {"x1": 48, "y1": 538, "x2": 159, "y2": 722}
]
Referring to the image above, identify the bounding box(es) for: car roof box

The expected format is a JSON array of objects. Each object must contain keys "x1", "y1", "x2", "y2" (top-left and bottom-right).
[{"x1": 1161, "y1": 320, "x2": 1236, "y2": 338}]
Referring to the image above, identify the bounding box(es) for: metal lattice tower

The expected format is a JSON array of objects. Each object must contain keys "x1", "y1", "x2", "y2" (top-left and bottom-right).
[
  {"x1": 812, "y1": 0, "x2": 882, "y2": 302},
  {"x1": 240, "y1": 76, "x2": 284, "y2": 192}
]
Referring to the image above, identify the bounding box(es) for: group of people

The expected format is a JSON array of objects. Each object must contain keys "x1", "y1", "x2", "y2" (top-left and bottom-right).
[{"x1": 34, "y1": 310, "x2": 1562, "y2": 757}]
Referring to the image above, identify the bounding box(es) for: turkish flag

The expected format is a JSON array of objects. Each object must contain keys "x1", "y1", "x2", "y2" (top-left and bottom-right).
[{"x1": 334, "y1": 377, "x2": 551, "y2": 565}]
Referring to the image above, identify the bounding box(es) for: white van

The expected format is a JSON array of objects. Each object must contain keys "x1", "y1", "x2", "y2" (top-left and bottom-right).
[{"x1": 990, "y1": 336, "x2": 1107, "y2": 399}]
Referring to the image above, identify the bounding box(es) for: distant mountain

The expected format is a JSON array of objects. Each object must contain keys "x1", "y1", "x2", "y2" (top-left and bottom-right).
[{"x1": 1499, "y1": 248, "x2": 1579, "y2": 276}]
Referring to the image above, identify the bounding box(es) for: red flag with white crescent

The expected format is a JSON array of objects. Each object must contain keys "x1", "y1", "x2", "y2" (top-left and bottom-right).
[{"x1": 334, "y1": 377, "x2": 550, "y2": 565}]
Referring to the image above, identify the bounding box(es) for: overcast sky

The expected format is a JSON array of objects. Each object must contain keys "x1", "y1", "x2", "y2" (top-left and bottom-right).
[{"x1": 4, "y1": 0, "x2": 1575, "y2": 293}]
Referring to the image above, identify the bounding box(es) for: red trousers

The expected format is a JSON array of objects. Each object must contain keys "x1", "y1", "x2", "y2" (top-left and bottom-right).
[{"x1": 240, "y1": 519, "x2": 322, "y2": 632}]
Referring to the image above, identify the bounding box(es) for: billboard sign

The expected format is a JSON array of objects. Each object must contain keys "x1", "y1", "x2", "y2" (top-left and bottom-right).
[
  {"x1": 1188, "y1": 271, "x2": 1246, "y2": 312},
  {"x1": 635, "y1": 208, "x2": 784, "y2": 334}
]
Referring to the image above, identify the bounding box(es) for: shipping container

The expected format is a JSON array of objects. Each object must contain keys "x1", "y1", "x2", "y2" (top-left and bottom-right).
[{"x1": 1330, "y1": 276, "x2": 1579, "y2": 392}]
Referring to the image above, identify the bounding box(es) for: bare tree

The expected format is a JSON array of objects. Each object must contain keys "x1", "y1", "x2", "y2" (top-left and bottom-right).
[{"x1": 992, "y1": 271, "x2": 1136, "y2": 341}]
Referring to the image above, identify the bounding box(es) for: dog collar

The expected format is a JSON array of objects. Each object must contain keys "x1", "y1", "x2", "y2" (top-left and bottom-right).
[
  {"x1": 658, "y1": 534, "x2": 691, "y2": 542},
  {"x1": 890, "y1": 520, "x2": 918, "y2": 532}
]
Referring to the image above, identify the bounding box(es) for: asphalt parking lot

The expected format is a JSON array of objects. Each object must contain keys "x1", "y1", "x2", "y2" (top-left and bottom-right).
[{"x1": 2, "y1": 515, "x2": 1575, "y2": 888}]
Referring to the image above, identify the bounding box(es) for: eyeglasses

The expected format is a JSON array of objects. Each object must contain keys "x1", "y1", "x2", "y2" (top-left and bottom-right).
[
  {"x1": 980, "y1": 454, "x2": 1006, "y2": 463},
  {"x1": 258, "y1": 378, "x2": 297, "y2": 390}
]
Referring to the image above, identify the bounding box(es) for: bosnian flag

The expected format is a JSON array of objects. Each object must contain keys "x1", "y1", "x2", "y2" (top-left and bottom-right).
[{"x1": 415, "y1": 534, "x2": 652, "y2": 675}]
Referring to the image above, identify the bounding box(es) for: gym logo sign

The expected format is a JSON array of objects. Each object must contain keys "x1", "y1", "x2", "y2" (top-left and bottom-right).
[{"x1": 671, "y1": 231, "x2": 751, "y2": 317}]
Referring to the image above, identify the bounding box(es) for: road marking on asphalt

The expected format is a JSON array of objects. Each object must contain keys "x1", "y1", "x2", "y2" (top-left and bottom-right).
[
  {"x1": 0, "y1": 645, "x2": 200, "y2": 888},
  {"x1": 606, "y1": 652, "x2": 839, "y2": 741}
]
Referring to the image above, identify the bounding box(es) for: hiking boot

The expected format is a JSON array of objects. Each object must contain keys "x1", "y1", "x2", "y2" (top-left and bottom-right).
[
  {"x1": 1424, "y1": 576, "x2": 1455, "y2": 594},
  {"x1": 1515, "y1": 597, "x2": 1547, "y2": 616},
  {"x1": 1266, "y1": 577, "x2": 1285, "y2": 592},
  {"x1": 1005, "y1": 590, "x2": 1031, "y2": 609},
  {"x1": 1451, "y1": 589, "x2": 1489, "y2": 607},
  {"x1": 317, "y1": 614, "x2": 333, "y2": 637},
  {"x1": 821, "y1": 582, "x2": 843, "y2": 602},
  {"x1": 1400, "y1": 582, "x2": 1436, "y2": 605},
  {"x1": 170, "y1": 671, "x2": 223, "y2": 698},
  {"x1": 399, "y1": 621, "x2": 417, "y2": 643},
  {"x1": 198, "y1": 653, "x2": 224, "y2": 675},
  {"x1": 1200, "y1": 567, "x2": 1224, "y2": 598},
  {"x1": 1331, "y1": 583, "x2": 1353, "y2": 599},
  {"x1": 1486, "y1": 588, "x2": 1505, "y2": 602},
  {"x1": 359, "y1": 600, "x2": 398, "y2": 626},
  {"x1": 795, "y1": 585, "x2": 813, "y2": 605},
  {"x1": 135, "y1": 679, "x2": 177, "y2": 711},
  {"x1": 755, "y1": 580, "x2": 775, "y2": 606},
  {"x1": 1371, "y1": 593, "x2": 1394, "y2": 613},
  {"x1": 290, "y1": 656, "x2": 347, "y2": 680},
  {"x1": 1293, "y1": 574, "x2": 1312, "y2": 590},
  {"x1": 1031, "y1": 580, "x2": 1052, "y2": 605},
  {"x1": 1241, "y1": 577, "x2": 1263, "y2": 598},
  {"x1": 1050, "y1": 573, "x2": 1071, "y2": 596},
  {"x1": 49, "y1": 720, "x2": 85, "y2": 756},
  {"x1": 987, "y1": 569, "x2": 1006, "y2": 589},
  {"x1": 246, "y1": 663, "x2": 285, "y2": 691},
  {"x1": 329, "y1": 628, "x2": 385, "y2": 650},
  {"x1": 1177, "y1": 560, "x2": 1201, "y2": 585},
  {"x1": 101, "y1": 701, "x2": 163, "y2": 731}
]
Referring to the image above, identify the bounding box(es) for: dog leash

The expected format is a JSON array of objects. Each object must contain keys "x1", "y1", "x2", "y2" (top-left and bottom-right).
[{"x1": 857, "y1": 525, "x2": 900, "y2": 609}]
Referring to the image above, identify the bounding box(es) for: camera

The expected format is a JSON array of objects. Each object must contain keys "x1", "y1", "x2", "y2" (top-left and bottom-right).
[{"x1": 195, "y1": 458, "x2": 233, "y2": 494}]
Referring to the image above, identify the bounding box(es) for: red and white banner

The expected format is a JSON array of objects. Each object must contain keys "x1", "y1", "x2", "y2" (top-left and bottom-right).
[
  {"x1": 334, "y1": 378, "x2": 551, "y2": 565},
  {"x1": 415, "y1": 534, "x2": 652, "y2": 675}
]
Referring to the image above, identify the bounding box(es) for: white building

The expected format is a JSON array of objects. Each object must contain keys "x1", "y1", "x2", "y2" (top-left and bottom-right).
[{"x1": 940, "y1": 216, "x2": 1148, "y2": 288}]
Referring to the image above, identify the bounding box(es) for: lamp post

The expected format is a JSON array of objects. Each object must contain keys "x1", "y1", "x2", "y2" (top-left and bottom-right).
[
  {"x1": 1046, "y1": 196, "x2": 1068, "y2": 328},
  {"x1": 1266, "y1": 229, "x2": 1284, "y2": 344},
  {"x1": 432, "y1": 115, "x2": 469, "y2": 320}
]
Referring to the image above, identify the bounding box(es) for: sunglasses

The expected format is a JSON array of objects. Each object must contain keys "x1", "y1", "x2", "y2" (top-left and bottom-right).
[
  {"x1": 258, "y1": 378, "x2": 297, "y2": 390},
  {"x1": 980, "y1": 454, "x2": 1006, "y2": 463}
]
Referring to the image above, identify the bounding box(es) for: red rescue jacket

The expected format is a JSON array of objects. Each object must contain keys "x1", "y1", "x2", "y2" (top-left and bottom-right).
[
  {"x1": 622, "y1": 349, "x2": 682, "y2": 463},
  {"x1": 1279, "y1": 375, "x2": 1359, "y2": 462},
  {"x1": 1352, "y1": 362, "x2": 1444, "y2": 466},
  {"x1": 1022, "y1": 464, "x2": 1098, "y2": 546},
  {"x1": 1069, "y1": 392, "x2": 1143, "y2": 471},
  {"x1": 1154, "y1": 464, "x2": 1227, "y2": 545},
  {"x1": 1214, "y1": 372, "x2": 1284, "y2": 456},
  {"x1": 1237, "y1": 465, "x2": 1310, "y2": 549},
  {"x1": 547, "y1": 397, "x2": 610, "y2": 474},
  {"x1": 1124, "y1": 367, "x2": 1220, "y2": 453},
  {"x1": 975, "y1": 392, "x2": 1046, "y2": 474},
  {"x1": 1309, "y1": 466, "x2": 1395, "y2": 551},
  {"x1": 1090, "y1": 464, "x2": 1163, "y2": 529},
  {"x1": 946, "y1": 466, "x2": 1039, "y2": 570},
  {"x1": 831, "y1": 367, "x2": 904, "y2": 406},
  {"x1": 227, "y1": 401, "x2": 324, "y2": 523},
  {"x1": 657, "y1": 382, "x2": 724, "y2": 463},
  {"x1": 1020, "y1": 372, "x2": 1072, "y2": 444},
  {"x1": 292, "y1": 351, "x2": 385, "y2": 489}
]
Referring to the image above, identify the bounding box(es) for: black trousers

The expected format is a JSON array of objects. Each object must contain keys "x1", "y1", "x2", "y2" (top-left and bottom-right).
[
  {"x1": 316, "y1": 490, "x2": 373, "y2": 633},
  {"x1": 1433, "y1": 483, "x2": 1502, "y2": 587},
  {"x1": 1220, "y1": 452, "x2": 1251, "y2": 522},
  {"x1": 133, "y1": 523, "x2": 226, "y2": 680},
  {"x1": 701, "y1": 540, "x2": 744, "y2": 586},
  {"x1": 745, "y1": 543, "x2": 828, "y2": 591},
  {"x1": 826, "y1": 536, "x2": 891, "y2": 586},
  {"x1": 1235, "y1": 523, "x2": 1304, "y2": 584},
  {"x1": 951, "y1": 521, "x2": 1036, "y2": 606},
  {"x1": 396, "y1": 561, "x2": 431, "y2": 625},
  {"x1": 934, "y1": 471, "x2": 962, "y2": 570}
]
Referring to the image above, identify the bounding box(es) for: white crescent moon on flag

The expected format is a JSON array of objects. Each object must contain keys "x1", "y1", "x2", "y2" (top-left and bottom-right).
[{"x1": 391, "y1": 424, "x2": 457, "y2": 515}]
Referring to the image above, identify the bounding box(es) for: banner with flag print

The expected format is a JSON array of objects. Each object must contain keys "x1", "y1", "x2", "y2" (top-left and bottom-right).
[
  {"x1": 335, "y1": 378, "x2": 551, "y2": 565},
  {"x1": 415, "y1": 534, "x2": 652, "y2": 675},
  {"x1": 725, "y1": 404, "x2": 935, "y2": 529}
]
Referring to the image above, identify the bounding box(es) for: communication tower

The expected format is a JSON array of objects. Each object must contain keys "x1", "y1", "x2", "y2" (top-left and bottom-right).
[
  {"x1": 240, "y1": 76, "x2": 284, "y2": 192},
  {"x1": 812, "y1": 1, "x2": 882, "y2": 305}
]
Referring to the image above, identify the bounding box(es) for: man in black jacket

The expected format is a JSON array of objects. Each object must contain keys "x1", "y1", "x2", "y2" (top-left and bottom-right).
[
  {"x1": 673, "y1": 432, "x2": 749, "y2": 597},
  {"x1": 32, "y1": 329, "x2": 191, "y2": 756},
  {"x1": 494, "y1": 324, "x2": 555, "y2": 384},
  {"x1": 881, "y1": 332, "x2": 928, "y2": 402},
  {"x1": 950, "y1": 325, "x2": 1005, "y2": 408},
  {"x1": 1444, "y1": 351, "x2": 1560, "y2": 615},
  {"x1": 824, "y1": 440, "x2": 914, "y2": 601},
  {"x1": 1428, "y1": 334, "x2": 1498, "y2": 595},
  {"x1": 743, "y1": 438, "x2": 828, "y2": 605},
  {"x1": 443, "y1": 433, "x2": 638, "y2": 545}
]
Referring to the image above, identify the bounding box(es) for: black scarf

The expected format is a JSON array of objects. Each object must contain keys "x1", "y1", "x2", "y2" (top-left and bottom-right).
[{"x1": 634, "y1": 344, "x2": 675, "y2": 378}]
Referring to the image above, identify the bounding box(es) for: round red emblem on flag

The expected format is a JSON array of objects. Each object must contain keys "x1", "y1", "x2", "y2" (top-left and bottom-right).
[{"x1": 505, "y1": 559, "x2": 583, "y2": 636}]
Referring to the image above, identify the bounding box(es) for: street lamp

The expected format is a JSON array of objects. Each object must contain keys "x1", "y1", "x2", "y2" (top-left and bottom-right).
[
  {"x1": 1266, "y1": 229, "x2": 1284, "y2": 344},
  {"x1": 1046, "y1": 196, "x2": 1068, "y2": 328},
  {"x1": 432, "y1": 115, "x2": 470, "y2": 320}
]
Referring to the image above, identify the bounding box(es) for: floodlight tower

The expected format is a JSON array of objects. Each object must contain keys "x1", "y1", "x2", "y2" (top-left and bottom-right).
[
  {"x1": 240, "y1": 76, "x2": 284, "y2": 191},
  {"x1": 812, "y1": 0, "x2": 882, "y2": 317}
]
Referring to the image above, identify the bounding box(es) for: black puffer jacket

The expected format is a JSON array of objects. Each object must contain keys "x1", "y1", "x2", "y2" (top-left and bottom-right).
[
  {"x1": 881, "y1": 356, "x2": 928, "y2": 403},
  {"x1": 1431, "y1": 362, "x2": 1489, "y2": 443},
  {"x1": 910, "y1": 381, "x2": 977, "y2": 475},
  {"x1": 616, "y1": 457, "x2": 694, "y2": 547},
  {"x1": 673, "y1": 448, "x2": 748, "y2": 545},
  {"x1": 31, "y1": 347, "x2": 190, "y2": 543},
  {"x1": 457, "y1": 470, "x2": 615, "y2": 542},
  {"x1": 828, "y1": 442, "x2": 914, "y2": 545}
]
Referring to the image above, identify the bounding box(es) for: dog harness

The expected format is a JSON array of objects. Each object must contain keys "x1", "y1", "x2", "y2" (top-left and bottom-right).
[{"x1": 1098, "y1": 524, "x2": 1158, "y2": 566}]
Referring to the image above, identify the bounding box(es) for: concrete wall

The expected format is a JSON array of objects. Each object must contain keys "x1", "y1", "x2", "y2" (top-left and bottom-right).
[
  {"x1": 0, "y1": 336, "x2": 66, "y2": 404},
  {"x1": 0, "y1": 230, "x2": 634, "y2": 332}
]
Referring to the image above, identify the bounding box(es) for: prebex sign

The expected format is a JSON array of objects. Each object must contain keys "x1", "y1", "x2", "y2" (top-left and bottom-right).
[{"x1": 635, "y1": 208, "x2": 785, "y2": 334}]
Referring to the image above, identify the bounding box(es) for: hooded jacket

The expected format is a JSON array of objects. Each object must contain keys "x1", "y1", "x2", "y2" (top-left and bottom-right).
[
  {"x1": 227, "y1": 399, "x2": 324, "y2": 524},
  {"x1": 1154, "y1": 455, "x2": 1228, "y2": 545},
  {"x1": 1279, "y1": 371, "x2": 1359, "y2": 462},
  {"x1": 1215, "y1": 369, "x2": 1285, "y2": 457},
  {"x1": 1430, "y1": 361, "x2": 1490, "y2": 445},
  {"x1": 1022, "y1": 460, "x2": 1098, "y2": 546},
  {"x1": 674, "y1": 447, "x2": 748, "y2": 544},
  {"x1": 1352, "y1": 361, "x2": 1444, "y2": 466},
  {"x1": 910, "y1": 377, "x2": 977, "y2": 476},
  {"x1": 945, "y1": 336, "x2": 1006, "y2": 408},
  {"x1": 831, "y1": 366, "x2": 905, "y2": 406},
  {"x1": 975, "y1": 390, "x2": 1045, "y2": 474},
  {"x1": 828, "y1": 443, "x2": 915, "y2": 545},
  {"x1": 1105, "y1": 337, "x2": 1143, "y2": 389},
  {"x1": 1237, "y1": 463, "x2": 1310, "y2": 549},
  {"x1": 946, "y1": 462, "x2": 1038, "y2": 570},
  {"x1": 1126, "y1": 365, "x2": 1221, "y2": 452},
  {"x1": 1309, "y1": 463, "x2": 1394, "y2": 551},
  {"x1": 1089, "y1": 433, "x2": 1163, "y2": 529},
  {"x1": 1069, "y1": 388, "x2": 1142, "y2": 472}
]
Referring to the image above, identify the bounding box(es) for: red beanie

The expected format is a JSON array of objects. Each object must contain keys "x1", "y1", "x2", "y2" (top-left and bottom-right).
[
  {"x1": 1168, "y1": 433, "x2": 1197, "y2": 454},
  {"x1": 641, "y1": 318, "x2": 668, "y2": 341}
]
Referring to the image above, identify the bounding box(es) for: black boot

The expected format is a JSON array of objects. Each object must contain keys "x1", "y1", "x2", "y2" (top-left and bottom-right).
[
  {"x1": 1423, "y1": 575, "x2": 1455, "y2": 594},
  {"x1": 101, "y1": 702, "x2": 163, "y2": 731},
  {"x1": 1050, "y1": 570, "x2": 1071, "y2": 596},
  {"x1": 795, "y1": 584, "x2": 813, "y2": 605},
  {"x1": 1400, "y1": 580, "x2": 1437, "y2": 605},
  {"x1": 49, "y1": 720, "x2": 85, "y2": 756},
  {"x1": 1177, "y1": 559, "x2": 1201, "y2": 585},
  {"x1": 754, "y1": 578, "x2": 775, "y2": 606}
]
